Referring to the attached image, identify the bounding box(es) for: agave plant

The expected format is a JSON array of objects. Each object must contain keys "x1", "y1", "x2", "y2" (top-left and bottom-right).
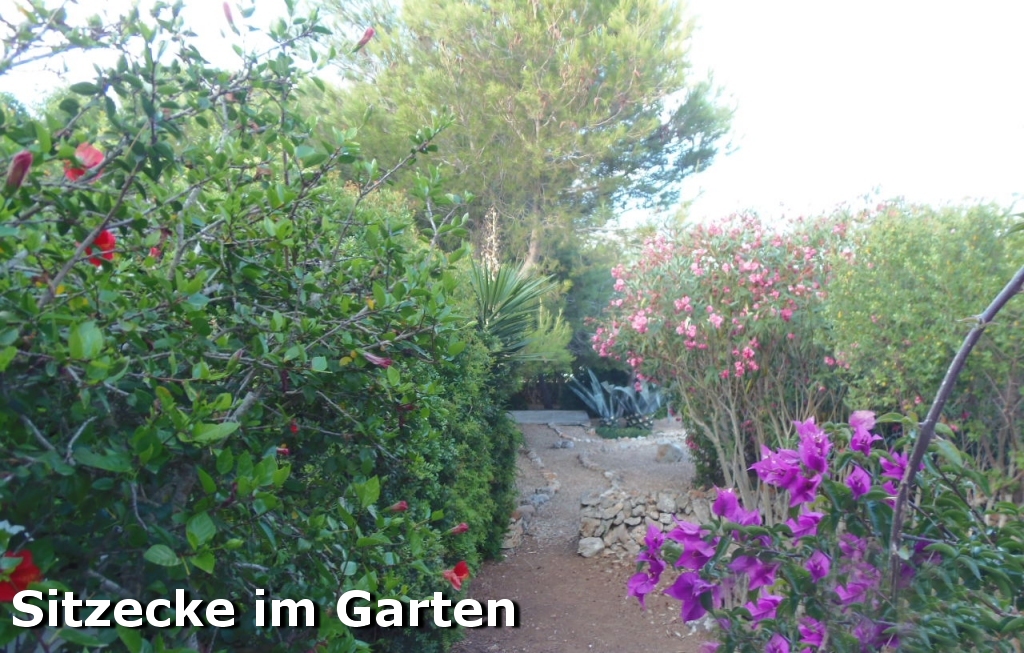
[
  {"x1": 615, "y1": 380, "x2": 665, "y2": 430},
  {"x1": 567, "y1": 369, "x2": 624, "y2": 427}
]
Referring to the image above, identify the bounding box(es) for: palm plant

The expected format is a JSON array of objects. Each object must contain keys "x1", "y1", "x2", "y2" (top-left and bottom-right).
[{"x1": 469, "y1": 262, "x2": 556, "y2": 361}]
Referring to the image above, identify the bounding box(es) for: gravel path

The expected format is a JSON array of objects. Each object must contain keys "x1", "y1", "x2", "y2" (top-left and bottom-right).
[{"x1": 451, "y1": 422, "x2": 712, "y2": 653}]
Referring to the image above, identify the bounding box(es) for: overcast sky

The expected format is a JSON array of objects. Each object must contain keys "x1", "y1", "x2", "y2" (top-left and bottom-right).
[
  {"x1": 679, "y1": 0, "x2": 1024, "y2": 221},
  {"x1": 3, "y1": 0, "x2": 1022, "y2": 223}
]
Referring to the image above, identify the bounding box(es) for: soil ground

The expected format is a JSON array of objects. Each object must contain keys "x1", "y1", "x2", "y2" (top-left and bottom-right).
[{"x1": 450, "y1": 420, "x2": 713, "y2": 653}]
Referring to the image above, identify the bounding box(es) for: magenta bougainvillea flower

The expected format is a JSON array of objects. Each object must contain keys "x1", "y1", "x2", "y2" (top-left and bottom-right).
[
  {"x1": 805, "y1": 549, "x2": 830, "y2": 582},
  {"x1": 846, "y1": 465, "x2": 871, "y2": 498},
  {"x1": 785, "y1": 510, "x2": 823, "y2": 538},
  {"x1": 745, "y1": 593, "x2": 782, "y2": 623},
  {"x1": 765, "y1": 632, "x2": 791, "y2": 653},
  {"x1": 881, "y1": 450, "x2": 909, "y2": 480},
  {"x1": 799, "y1": 616, "x2": 825, "y2": 647},
  {"x1": 795, "y1": 417, "x2": 830, "y2": 474},
  {"x1": 664, "y1": 572, "x2": 719, "y2": 622},
  {"x1": 850, "y1": 410, "x2": 882, "y2": 454}
]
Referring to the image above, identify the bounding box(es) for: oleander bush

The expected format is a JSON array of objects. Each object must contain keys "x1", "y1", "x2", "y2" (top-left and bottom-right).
[{"x1": 0, "y1": 3, "x2": 521, "y2": 651}]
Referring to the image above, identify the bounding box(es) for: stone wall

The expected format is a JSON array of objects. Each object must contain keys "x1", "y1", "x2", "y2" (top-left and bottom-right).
[{"x1": 577, "y1": 487, "x2": 712, "y2": 559}]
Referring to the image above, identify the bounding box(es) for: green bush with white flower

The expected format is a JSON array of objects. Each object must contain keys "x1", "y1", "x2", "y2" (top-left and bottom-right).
[{"x1": 0, "y1": 3, "x2": 520, "y2": 652}]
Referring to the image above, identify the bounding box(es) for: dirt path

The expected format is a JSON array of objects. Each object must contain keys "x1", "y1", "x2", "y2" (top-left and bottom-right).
[{"x1": 451, "y1": 422, "x2": 712, "y2": 653}]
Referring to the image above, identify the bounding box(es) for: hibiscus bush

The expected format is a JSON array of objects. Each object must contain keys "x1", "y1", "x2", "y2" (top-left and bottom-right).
[
  {"x1": 628, "y1": 266, "x2": 1024, "y2": 651},
  {"x1": 592, "y1": 215, "x2": 846, "y2": 517},
  {"x1": 0, "y1": 3, "x2": 519, "y2": 651}
]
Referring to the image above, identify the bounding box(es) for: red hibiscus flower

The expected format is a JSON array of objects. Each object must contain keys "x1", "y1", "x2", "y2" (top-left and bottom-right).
[
  {"x1": 86, "y1": 229, "x2": 116, "y2": 267},
  {"x1": 449, "y1": 522, "x2": 469, "y2": 535},
  {"x1": 442, "y1": 561, "x2": 470, "y2": 590},
  {"x1": 64, "y1": 143, "x2": 104, "y2": 182},
  {"x1": 387, "y1": 501, "x2": 409, "y2": 512},
  {"x1": 0, "y1": 551, "x2": 42, "y2": 602},
  {"x1": 290, "y1": 420, "x2": 299, "y2": 434}
]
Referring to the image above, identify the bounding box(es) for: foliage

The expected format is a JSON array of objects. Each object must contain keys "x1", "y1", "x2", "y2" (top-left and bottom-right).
[
  {"x1": 0, "y1": 3, "x2": 518, "y2": 651},
  {"x1": 593, "y1": 215, "x2": 846, "y2": 516},
  {"x1": 594, "y1": 425, "x2": 650, "y2": 440},
  {"x1": 630, "y1": 410, "x2": 1024, "y2": 652},
  {"x1": 468, "y1": 262, "x2": 558, "y2": 362},
  {"x1": 322, "y1": 0, "x2": 732, "y2": 267},
  {"x1": 614, "y1": 379, "x2": 665, "y2": 429},
  {"x1": 828, "y1": 202, "x2": 1024, "y2": 488},
  {"x1": 568, "y1": 368, "x2": 624, "y2": 427}
]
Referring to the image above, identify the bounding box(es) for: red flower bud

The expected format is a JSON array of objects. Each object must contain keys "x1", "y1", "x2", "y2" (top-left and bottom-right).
[
  {"x1": 363, "y1": 352, "x2": 393, "y2": 368},
  {"x1": 5, "y1": 150, "x2": 32, "y2": 192},
  {"x1": 149, "y1": 247, "x2": 162, "y2": 259},
  {"x1": 352, "y1": 27, "x2": 375, "y2": 53},
  {"x1": 290, "y1": 420, "x2": 299, "y2": 434},
  {"x1": 276, "y1": 446, "x2": 290, "y2": 456},
  {"x1": 449, "y1": 522, "x2": 469, "y2": 535},
  {"x1": 387, "y1": 500, "x2": 409, "y2": 512}
]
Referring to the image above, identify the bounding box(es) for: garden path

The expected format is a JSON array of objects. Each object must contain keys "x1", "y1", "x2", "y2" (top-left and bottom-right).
[{"x1": 451, "y1": 418, "x2": 710, "y2": 653}]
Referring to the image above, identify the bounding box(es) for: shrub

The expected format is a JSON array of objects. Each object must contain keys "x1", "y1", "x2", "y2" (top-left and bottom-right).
[
  {"x1": 828, "y1": 202, "x2": 1024, "y2": 490},
  {"x1": 0, "y1": 4, "x2": 517, "y2": 651},
  {"x1": 593, "y1": 215, "x2": 845, "y2": 516}
]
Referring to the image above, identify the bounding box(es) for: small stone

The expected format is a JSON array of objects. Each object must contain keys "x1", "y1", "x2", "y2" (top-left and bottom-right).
[
  {"x1": 530, "y1": 493, "x2": 550, "y2": 507},
  {"x1": 604, "y1": 524, "x2": 628, "y2": 546},
  {"x1": 578, "y1": 537, "x2": 605, "y2": 558},
  {"x1": 624, "y1": 516, "x2": 641, "y2": 526},
  {"x1": 602, "y1": 502, "x2": 624, "y2": 520},
  {"x1": 691, "y1": 497, "x2": 711, "y2": 523},
  {"x1": 631, "y1": 504, "x2": 645, "y2": 516},
  {"x1": 580, "y1": 517, "x2": 602, "y2": 538},
  {"x1": 581, "y1": 491, "x2": 603, "y2": 506},
  {"x1": 656, "y1": 492, "x2": 677, "y2": 513},
  {"x1": 655, "y1": 443, "x2": 686, "y2": 463},
  {"x1": 659, "y1": 513, "x2": 672, "y2": 524},
  {"x1": 613, "y1": 511, "x2": 625, "y2": 525}
]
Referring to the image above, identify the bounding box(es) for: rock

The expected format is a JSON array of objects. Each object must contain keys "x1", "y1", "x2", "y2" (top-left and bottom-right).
[
  {"x1": 624, "y1": 540, "x2": 641, "y2": 556},
  {"x1": 676, "y1": 492, "x2": 692, "y2": 512},
  {"x1": 655, "y1": 443, "x2": 686, "y2": 463},
  {"x1": 580, "y1": 517, "x2": 603, "y2": 538},
  {"x1": 624, "y1": 516, "x2": 642, "y2": 526},
  {"x1": 602, "y1": 502, "x2": 624, "y2": 520},
  {"x1": 581, "y1": 491, "x2": 603, "y2": 506},
  {"x1": 659, "y1": 513, "x2": 672, "y2": 524},
  {"x1": 613, "y1": 511, "x2": 625, "y2": 525},
  {"x1": 631, "y1": 503, "x2": 645, "y2": 516},
  {"x1": 529, "y1": 493, "x2": 550, "y2": 507},
  {"x1": 691, "y1": 497, "x2": 711, "y2": 523},
  {"x1": 578, "y1": 537, "x2": 605, "y2": 558},
  {"x1": 516, "y1": 504, "x2": 536, "y2": 519},
  {"x1": 656, "y1": 492, "x2": 677, "y2": 513},
  {"x1": 603, "y1": 524, "x2": 628, "y2": 547},
  {"x1": 501, "y1": 520, "x2": 524, "y2": 549}
]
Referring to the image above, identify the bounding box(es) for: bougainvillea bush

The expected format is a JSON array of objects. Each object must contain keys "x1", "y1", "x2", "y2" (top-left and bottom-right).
[
  {"x1": 0, "y1": 2, "x2": 518, "y2": 651},
  {"x1": 592, "y1": 215, "x2": 846, "y2": 518},
  {"x1": 629, "y1": 410, "x2": 1024, "y2": 652},
  {"x1": 828, "y1": 203, "x2": 1024, "y2": 490}
]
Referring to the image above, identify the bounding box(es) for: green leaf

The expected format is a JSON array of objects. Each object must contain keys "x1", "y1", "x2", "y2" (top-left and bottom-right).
[
  {"x1": 197, "y1": 467, "x2": 216, "y2": 494},
  {"x1": 143, "y1": 544, "x2": 180, "y2": 567},
  {"x1": 354, "y1": 477, "x2": 380, "y2": 509},
  {"x1": 193, "y1": 421, "x2": 239, "y2": 444},
  {"x1": 186, "y1": 512, "x2": 216, "y2": 549},
  {"x1": 117, "y1": 624, "x2": 143, "y2": 653},
  {"x1": 386, "y1": 365, "x2": 400, "y2": 386},
  {"x1": 311, "y1": 355, "x2": 328, "y2": 372},
  {"x1": 68, "y1": 321, "x2": 104, "y2": 360},
  {"x1": 447, "y1": 341, "x2": 466, "y2": 357},
  {"x1": 55, "y1": 629, "x2": 106, "y2": 646},
  {"x1": 73, "y1": 448, "x2": 131, "y2": 473},
  {"x1": 932, "y1": 438, "x2": 964, "y2": 468},
  {"x1": 191, "y1": 551, "x2": 215, "y2": 574},
  {"x1": 0, "y1": 346, "x2": 18, "y2": 372},
  {"x1": 70, "y1": 81, "x2": 102, "y2": 95}
]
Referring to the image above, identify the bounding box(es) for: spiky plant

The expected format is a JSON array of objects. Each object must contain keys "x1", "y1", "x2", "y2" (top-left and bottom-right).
[{"x1": 469, "y1": 262, "x2": 557, "y2": 361}]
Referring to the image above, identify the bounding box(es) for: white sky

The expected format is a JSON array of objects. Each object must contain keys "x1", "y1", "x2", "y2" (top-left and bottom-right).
[
  {"x1": 3, "y1": 0, "x2": 1022, "y2": 222},
  {"x1": 678, "y1": 0, "x2": 1024, "y2": 221}
]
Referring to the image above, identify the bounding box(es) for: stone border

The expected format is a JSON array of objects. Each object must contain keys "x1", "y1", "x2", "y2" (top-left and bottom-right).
[{"x1": 502, "y1": 440, "x2": 563, "y2": 550}]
